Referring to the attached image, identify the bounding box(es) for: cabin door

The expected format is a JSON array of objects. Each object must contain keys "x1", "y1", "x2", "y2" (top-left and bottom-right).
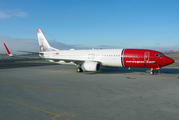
[{"x1": 144, "y1": 52, "x2": 150, "y2": 62}]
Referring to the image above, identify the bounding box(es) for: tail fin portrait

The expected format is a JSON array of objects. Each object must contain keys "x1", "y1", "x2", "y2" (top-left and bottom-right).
[{"x1": 37, "y1": 29, "x2": 59, "y2": 52}]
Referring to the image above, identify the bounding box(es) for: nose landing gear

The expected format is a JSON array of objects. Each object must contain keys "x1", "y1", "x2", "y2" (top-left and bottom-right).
[
  {"x1": 150, "y1": 66, "x2": 161, "y2": 75},
  {"x1": 149, "y1": 70, "x2": 154, "y2": 75}
]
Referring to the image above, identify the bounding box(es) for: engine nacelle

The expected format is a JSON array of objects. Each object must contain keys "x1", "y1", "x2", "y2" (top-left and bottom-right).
[{"x1": 81, "y1": 61, "x2": 101, "y2": 71}]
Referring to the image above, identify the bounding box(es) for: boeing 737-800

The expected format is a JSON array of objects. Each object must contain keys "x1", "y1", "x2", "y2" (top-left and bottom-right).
[{"x1": 4, "y1": 29, "x2": 174, "y2": 75}]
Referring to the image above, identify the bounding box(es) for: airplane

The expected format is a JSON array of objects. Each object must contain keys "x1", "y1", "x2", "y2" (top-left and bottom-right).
[{"x1": 3, "y1": 29, "x2": 174, "y2": 75}]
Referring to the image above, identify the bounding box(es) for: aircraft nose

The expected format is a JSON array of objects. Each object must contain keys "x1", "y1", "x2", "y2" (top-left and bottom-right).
[{"x1": 167, "y1": 57, "x2": 174, "y2": 65}]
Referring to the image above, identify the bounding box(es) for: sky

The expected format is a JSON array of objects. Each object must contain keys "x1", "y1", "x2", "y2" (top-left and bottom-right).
[{"x1": 0, "y1": 0, "x2": 179, "y2": 54}]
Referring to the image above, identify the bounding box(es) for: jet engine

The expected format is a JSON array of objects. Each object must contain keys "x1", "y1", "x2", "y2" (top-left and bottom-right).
[{"x1": 81, "y1": 61, "x2": 101, "y2": 71}]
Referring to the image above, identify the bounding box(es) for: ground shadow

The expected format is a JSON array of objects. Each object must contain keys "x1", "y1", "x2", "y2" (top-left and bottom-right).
[
  {"x1": 0, "y1": 59, "x2": 57, "y2": 69},
  {"x1": 84, "y1": 67, "x2": 179, "y2": 75}
]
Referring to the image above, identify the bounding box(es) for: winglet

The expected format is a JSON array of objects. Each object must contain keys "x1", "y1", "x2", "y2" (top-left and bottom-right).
[{"x1": 3, "y1": 43, "x2": 14, "y2": 57}]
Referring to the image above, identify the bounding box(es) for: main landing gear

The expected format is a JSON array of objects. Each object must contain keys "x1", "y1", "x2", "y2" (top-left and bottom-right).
[{"x1": 76, "y1": 67, "x2": 83, "y2": 73}]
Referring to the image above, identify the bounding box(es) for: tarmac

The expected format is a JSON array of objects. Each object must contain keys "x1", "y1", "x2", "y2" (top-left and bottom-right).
[{"x1": 1, "y1": 58, "x2": 179, "y2": 120}]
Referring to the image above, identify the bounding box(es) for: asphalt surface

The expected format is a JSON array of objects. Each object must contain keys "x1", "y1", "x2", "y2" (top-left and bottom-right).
[{"x1": 1, "y1": 58, "x2": 179, "y2": 120}]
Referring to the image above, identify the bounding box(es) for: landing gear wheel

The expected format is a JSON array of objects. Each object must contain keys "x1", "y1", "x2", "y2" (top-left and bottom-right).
[
  {"x1": 76, "y1": 67, "x2": 83, "y2": 73},
  {"x1": 150, "y1": 71, "x2": 154, "y2": 75}
]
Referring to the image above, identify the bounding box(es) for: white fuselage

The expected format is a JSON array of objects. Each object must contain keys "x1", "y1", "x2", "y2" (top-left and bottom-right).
[{"x1": 41, "y1": 49, "x2": 124, "y2": 67}]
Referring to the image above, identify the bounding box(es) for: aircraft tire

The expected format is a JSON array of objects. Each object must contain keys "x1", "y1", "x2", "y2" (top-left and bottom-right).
[
  {"x1": 76, "y1": 68, "x2": 83, "y2": 73},
  {"x1": 150, "y1": 71, "x2": 154, "y2": 75}
]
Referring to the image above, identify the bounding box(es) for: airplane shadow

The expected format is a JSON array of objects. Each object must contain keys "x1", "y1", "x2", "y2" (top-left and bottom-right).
[
  {"x1": 84, "y1": 67, "x2": 179, "y2": 75},
  {"x1": 0, "y1": 59, "x2": 57, "y2": 69}
]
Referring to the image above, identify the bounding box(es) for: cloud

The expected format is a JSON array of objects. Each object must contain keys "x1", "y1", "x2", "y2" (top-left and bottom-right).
[
  {"x1": 140, "y1": 45, "x2": 179, "y2": 53},
  {"x1": 9, "y1": 9, "x2": 28, "y2": 18},
  {"x1": 97, "y1": 45, "x2": 123, "y2": 49},
  {"x1": 1, "y1": 35, "x2": 177, "y2": 55},
  {"x1": 0, "y1": 36, "x2": 90, "y2": 54},
  {"x1": 0, "y1": 11, "x2": 10, "y2": 18},
  {"x1": 0, "y1": 9, "x2": 28, "y2": 19},
  {"x1": 0, "y1": 36, "x2": 39, "y2": 54}
]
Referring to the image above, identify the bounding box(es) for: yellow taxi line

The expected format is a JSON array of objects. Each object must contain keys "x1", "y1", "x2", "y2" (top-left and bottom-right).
[
  {"x1": 0, "y1": 96, "x2": 75, "y2": 120},
  {"x1": 0, "y1": 80, "x2": 59, "y2": 92}
]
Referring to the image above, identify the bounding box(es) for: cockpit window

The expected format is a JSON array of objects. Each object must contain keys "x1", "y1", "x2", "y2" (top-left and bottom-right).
[
  {"x1": 160, "y1": 54, "x2": 165, "y2": 57},
  {"x1": 156, "y1": 54, "x2": 165, "y2": 57}
]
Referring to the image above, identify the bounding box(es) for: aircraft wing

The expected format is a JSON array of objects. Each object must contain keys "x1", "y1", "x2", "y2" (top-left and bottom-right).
[
  {"x1": 43, "y1": 57, "x2": 101, "y2": 65},
  {"x1": 18, "y1": 50, "x2": 43, "y2": 55},
  {"x1": 43, "y1": 58, "x2": 87, "y2": 64},
  {"x1": 3, "y1": 43, "x2": 100, "y2": 65},
  {"x1": 44, "y1": 57, "x2": 84, "y2": 62},
  {"x1": 3, "y1": 43, "x2": 42, "y2": 59}
]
